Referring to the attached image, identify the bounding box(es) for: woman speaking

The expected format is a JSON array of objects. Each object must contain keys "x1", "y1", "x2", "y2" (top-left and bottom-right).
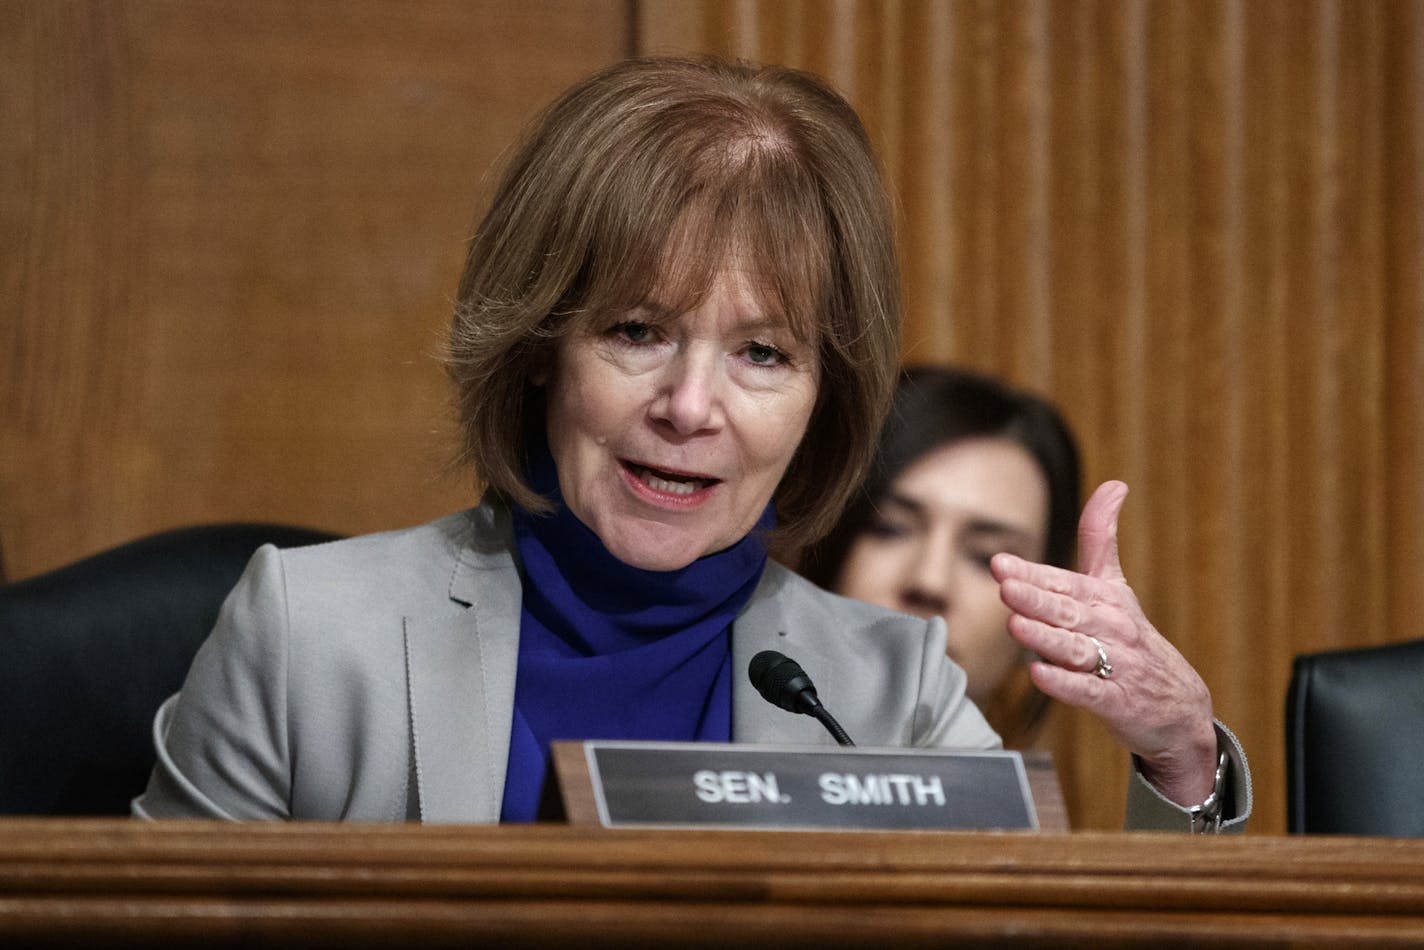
[{"x1": 134, "y1": 56, "x2": 1248, "y2": 831}]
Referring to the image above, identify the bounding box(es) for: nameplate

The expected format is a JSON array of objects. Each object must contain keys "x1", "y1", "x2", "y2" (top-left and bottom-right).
[{"x1": 556, "y1": 741, "x2": 1038, "y2": 831}]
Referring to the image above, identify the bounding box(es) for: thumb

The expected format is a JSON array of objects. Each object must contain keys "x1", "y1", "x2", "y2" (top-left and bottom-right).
[{"x1": 1078, "y1": 480, "x2": 1129, "y2": 581}]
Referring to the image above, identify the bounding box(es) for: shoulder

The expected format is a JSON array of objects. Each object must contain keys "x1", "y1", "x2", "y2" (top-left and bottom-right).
[
  {"x1": 281, "y1": 508, "x2": 480, "y2": 573},
  {"x1": 744, "y1": 561, "x2": 949, "y2": 678},
  {"x1": 757, "y1": 560, "x2": 937, "y2": 637},
  {"x1": 240, "y1": 506, "x2": 504, "y2": 629},
  {"x1": 739, "y1": 563, "x2": 990, "y2": 749}
]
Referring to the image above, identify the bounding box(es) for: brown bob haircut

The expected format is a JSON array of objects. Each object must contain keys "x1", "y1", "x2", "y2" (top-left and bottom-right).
[{"x1": 447, "y1": 56, "x2": 902, "y2": 552}]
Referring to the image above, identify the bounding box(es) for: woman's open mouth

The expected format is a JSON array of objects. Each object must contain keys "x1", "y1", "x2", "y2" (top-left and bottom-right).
[{"x1": 622, "y1": 461, "x2": 719, "y2": 497}]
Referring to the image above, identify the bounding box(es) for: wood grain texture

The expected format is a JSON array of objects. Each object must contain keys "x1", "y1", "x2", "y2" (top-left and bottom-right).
[
  {"x1": 1, "y1": 0, "x2": 630, "y2": 576},
  {"x1": 639, "y1": 0, "x2": 1424, "y2": 835},
  {"x1": 2, "y1": 820, "x2": 1424, "y2": 946}
]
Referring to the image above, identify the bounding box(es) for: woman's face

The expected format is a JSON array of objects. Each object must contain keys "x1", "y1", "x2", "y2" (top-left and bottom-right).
[
  {"x1": 541, "y1": 266, "x2": 820, "y2": 571},
  {"x1": 834, "y1": 438, "x2": 1050, "y2": 707}
]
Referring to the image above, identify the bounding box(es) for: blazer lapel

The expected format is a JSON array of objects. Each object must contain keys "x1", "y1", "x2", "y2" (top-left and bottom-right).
[
  {"x1": 405, "y1": 503, "x2": 522, "y2": 823},
  {"x1": 732, "y1": 562, "x2": 832, "y2": 746}
]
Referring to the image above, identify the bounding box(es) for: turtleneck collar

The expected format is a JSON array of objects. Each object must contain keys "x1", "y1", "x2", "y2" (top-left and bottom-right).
[
  {"x1": 499, "y1": 436, "x2": 772, "y2": 822},
  {"x1": 512, "y1": 437, "x2": 774, "y2": 654}
]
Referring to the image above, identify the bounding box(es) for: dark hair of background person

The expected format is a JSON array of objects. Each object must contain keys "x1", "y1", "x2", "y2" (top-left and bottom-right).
[{"x1": 800, "y1": 364, "x2": 1082, "y2": 745}]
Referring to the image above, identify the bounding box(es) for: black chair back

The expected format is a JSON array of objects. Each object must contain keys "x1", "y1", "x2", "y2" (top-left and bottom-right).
[
  {"x1": 0, "y1": 523, "x2": 339, "y2": 815},
  {"x1": 1286, "y1": 639, "x2": 1424, "y2": 836}
]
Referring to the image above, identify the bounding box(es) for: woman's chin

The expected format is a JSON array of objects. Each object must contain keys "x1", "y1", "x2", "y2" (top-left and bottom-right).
[{"x1": 597, "y1": 530, "x2": 709, "y2": 573}]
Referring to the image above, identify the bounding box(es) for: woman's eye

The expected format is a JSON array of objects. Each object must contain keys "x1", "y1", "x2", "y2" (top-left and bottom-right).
[
  {"x1": 965, "y1": 545, "x2": 1013, "y2": 573},
  {"x1": 614, "y1": 322, "x2": 654, "y2": 344},
  {"x1": 746, "y1": 342, "x2": 786, "y2": 366},
  {"x1": 863, "y1": 516, "x2": 911, "y2": 540}
]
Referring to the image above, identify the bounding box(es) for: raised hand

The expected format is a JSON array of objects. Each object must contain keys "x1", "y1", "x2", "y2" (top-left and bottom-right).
[{"x1": 989, "y1": 480, "x2": 1218, "y2": 806}]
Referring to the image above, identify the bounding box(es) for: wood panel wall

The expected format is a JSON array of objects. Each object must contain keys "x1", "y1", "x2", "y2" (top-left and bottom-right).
[
  {"x1": 1, "y1": 0, "x2": 630, "y2": 580},
  {"x1": 5, "y1": 1, "x2": 1421, "y2": 836},
  {"x1": 640, "y1": 0, "x2": 1424, "y2": 834}
]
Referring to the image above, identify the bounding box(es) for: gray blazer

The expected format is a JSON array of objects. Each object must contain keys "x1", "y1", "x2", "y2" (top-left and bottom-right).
[{"x1": 134, "y1": 501, "x2": 1250, "y2": 831}]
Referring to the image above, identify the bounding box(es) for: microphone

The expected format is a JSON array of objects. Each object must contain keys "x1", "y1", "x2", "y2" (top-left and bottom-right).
[{"x1": 748, "y1": 649, "x2": 855, "y2": 747}]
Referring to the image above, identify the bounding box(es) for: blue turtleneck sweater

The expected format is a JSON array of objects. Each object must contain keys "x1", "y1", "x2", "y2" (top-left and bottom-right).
[{"x1": 499, "y1": 448, "x2": 772, "y2": 822}]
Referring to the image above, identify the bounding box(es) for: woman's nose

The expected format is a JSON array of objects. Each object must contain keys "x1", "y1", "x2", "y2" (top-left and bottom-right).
[
  {"x1": 653, "y1": 352, "x2": 724, "y2": 435},
  {"x1": 899, "y1": 541, "x2": 953, "y2": 618}
]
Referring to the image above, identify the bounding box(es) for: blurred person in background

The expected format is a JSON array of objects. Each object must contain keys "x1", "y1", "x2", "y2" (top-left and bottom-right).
[{"x1": 802, "y1": 365, "x2": 1079, "y2": 750}]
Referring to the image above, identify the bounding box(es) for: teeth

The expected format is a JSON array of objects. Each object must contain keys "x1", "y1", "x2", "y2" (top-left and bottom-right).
[
  {"x1": 646, "y1": 473, "x2": 698, "y2": 495},
  {"x1": 634, "y1": 464, "x2": 705, "y2": 495}
]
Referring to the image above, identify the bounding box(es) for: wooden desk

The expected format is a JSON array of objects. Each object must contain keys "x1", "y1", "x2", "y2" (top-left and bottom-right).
[{"x1": 2, "y1": 820, "x2": 1422, "y2": 947}]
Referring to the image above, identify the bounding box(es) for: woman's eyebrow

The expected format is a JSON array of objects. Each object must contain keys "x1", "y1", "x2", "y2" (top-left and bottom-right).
[
  {"x1": 878, "y1": 492, "x2": 927, "y2": 519},
  {"x1": 961, "y1": 518, "x2": 1039, "y2": 546},
  {"x1": 734, "y1": 315, "x2": 793, "y2": 335},
  {"x1": 624, "y1": 301, "x2": 676, "y2": 321},
  {"x1": 631, "y1": 304, "x2": 796, "y2": 340},
  {"x1": 882, "y1": 490, "x2": 1038, "y2": 542}
]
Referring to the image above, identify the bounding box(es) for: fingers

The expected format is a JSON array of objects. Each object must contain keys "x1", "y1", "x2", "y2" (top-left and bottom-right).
[
  {"x1": 1077, "y1": 480, "x2": 1129, "y2": 581},
  {"x1": 987, "y1": 478, "x2": 1221, "y2": 803},
  {"x1": 990, "y1": 478, "x2": 1140, "y2": 707},
  {"x1": 1026, "y1": 658, "x2": 1113, "y2": 707},
  {"x1": 1007, "y1": 613, "x2": 1113, "y2": 675},
  {"x1": 990, "y1": 553, "x2": 1095, "y2": 599},
  {"x1": 996, "y1": 574, "x2": 1097, "y2": 629},
  {"x1": 992, "y1": 564, "x2": 1140, "y2": 637},
  {"x1": 989, "y1": 478, "x2": 1139, "y2": 669}
]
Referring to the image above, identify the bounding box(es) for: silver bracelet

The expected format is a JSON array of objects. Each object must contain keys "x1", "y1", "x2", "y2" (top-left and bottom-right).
[{"x1": 1187, "y1": 750, "x2": 1231, "y2": 834}]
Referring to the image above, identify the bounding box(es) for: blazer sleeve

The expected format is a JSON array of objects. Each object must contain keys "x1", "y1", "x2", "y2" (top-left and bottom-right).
[
  {"x1": 1122, "y1": 720, "x2": 1253, "y2": 833},
  {"x1": 132, "y1": 545, "x2": 293, "y2": 820}
]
